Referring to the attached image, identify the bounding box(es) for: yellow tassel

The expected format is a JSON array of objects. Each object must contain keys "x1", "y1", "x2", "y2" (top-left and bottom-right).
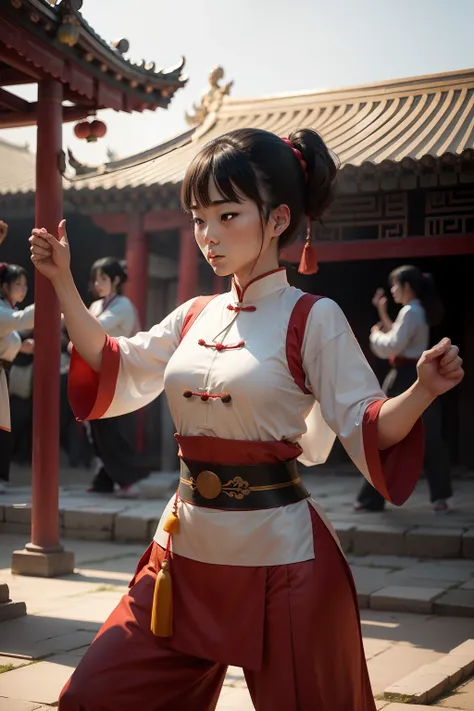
[
  {"x1": 151, "y1": 559, "x2": 173, "y2": 637},
  {"x1": 163, "y1": 511, "x2": 179, "y2": 534}
]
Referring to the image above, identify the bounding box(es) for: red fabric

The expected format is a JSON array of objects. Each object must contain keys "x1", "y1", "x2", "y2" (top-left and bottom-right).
[
  {"x1": 298, "y1": 241, "x2": 319, "y2": 275},
  {"x1": 180, "y1": 294, "x2": 219, "y2": 342},
  {"x1": 362, "y1": 399, "x2": 425, "y2": 505},
  {"x1": 175, "y1": 434, "x2": 302, "y2": 464},
  {"x1": 286, "y1": 293, "x2": 325, "y2": 394},
  {"x1": 58, "y1": 511, "x2": 375, "y2": 711},
  {"x1": 68, "y1": 336, "x2": 120, "y2": 421}
]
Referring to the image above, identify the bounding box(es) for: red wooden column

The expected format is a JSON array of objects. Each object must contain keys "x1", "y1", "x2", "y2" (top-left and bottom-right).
[
  {"x1": 12, "y1": 80, "x2": 74, "y2": 576},
  {"x1": 125, "y1": 212, "x2": 148, "y2": 327},
  {"x1": 177, "y1": 224, "x2": 198, "y2": 305}
]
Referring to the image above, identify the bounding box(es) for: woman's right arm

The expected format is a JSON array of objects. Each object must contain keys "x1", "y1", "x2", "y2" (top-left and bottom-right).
[{"x1": 30, "y1": 220, "x2": 106, "y2": 371}]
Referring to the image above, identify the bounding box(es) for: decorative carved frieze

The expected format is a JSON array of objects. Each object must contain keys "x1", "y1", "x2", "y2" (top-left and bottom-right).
[{"x1": 425, "y1": 188, "x2": 474, "y2": 235}]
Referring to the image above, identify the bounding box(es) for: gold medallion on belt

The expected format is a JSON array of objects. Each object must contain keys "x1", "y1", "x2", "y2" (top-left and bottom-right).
[{"x1": 195, "y1": 470, "x2": 223, "y2": 499}]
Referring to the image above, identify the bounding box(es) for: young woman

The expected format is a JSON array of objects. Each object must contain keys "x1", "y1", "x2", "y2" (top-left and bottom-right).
[
  {"x1": 356, "y1": 265, "x2": 453, "y2": 513},
  {"x1": 30, "y1": 128, "x2": 463, "y2": 711},
  {"x1": 0, "y1": 263, "x2": 34, "y2": 492},
  {"x1": 85, "y1": 257, "x2": 143, "y2": 496}
]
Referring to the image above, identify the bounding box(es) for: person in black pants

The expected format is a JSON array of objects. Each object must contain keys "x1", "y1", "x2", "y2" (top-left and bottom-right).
[{"x1": 355, "y1": 265, "x2": 453, "y2": 513}]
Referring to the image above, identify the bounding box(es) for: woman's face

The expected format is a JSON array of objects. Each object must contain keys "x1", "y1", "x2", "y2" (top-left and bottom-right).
[
  {"x1": 93, "y1": 269, "x2": 113, "y2": 298},
  {"x1": 6, "y1": 274, "x2": 28, "y2": 305},
  {"x1": 390, "y1": 278, "x2": 411, "y2": 305},
  {"x1": 191, "y1": 180, "x2": 288, "y2": 284}
]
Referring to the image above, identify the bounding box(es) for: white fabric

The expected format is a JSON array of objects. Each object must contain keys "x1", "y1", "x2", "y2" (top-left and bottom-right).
[
  {"x1": 0, "y1": 300, "x2": 34, "y2": 362},
  {"x1": 370, "y1": 299, "x2": 428, "y2": 360},
  {"x1": 96, "y1": 270, "x2": 385, "y2": 566},
  {"x1": 0, "y1": 299, "x2": 35, "y2": 432},
  {"x1": 89, "y1": 295, "x2": 139, "y2": 338}
]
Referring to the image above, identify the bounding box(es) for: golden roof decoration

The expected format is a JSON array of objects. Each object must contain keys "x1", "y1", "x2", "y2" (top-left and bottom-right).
[{"x1": 185, "y1": 66, "x2": 233, "y2": 128}]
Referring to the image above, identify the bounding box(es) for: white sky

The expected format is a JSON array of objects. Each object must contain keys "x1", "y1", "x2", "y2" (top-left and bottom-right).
[{"x1": 2, "y1": 0, "x2": 473, "y2": 165}]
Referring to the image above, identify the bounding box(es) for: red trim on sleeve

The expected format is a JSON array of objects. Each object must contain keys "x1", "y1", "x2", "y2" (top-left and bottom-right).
[
  {"x1": 68, "y1": 335, "x2": 121, "y2": 421},
  {"x1": 286, "y1": 293, "x2": 325, "y2": 394},
  {"x1": 362, "y1": 398, "x2": 425, "y2": 505}
]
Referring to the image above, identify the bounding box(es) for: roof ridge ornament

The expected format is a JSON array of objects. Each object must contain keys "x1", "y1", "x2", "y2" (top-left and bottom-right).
[{"x1": 185, "y1": 66, "x2": 233, "y2": 128}]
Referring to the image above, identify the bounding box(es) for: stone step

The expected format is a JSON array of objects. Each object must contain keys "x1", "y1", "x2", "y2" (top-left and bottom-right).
[
  {"x1": 0, "y1": 582, "x2": 10, "y2": 603},
  {"x1": 2, "y1": 501, "x2": 473, "y2": 560},
  {"x1": 0, "y1": 599, "x2": 27, "y2": 622},
  {"x1": 383, "y1": 639, "x2": 474, "y2": 705}
]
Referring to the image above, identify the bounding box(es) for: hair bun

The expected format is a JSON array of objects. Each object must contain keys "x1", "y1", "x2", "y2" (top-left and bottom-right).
[{"x1": 288, "y1": 129, "x2": 338, "y2": 221}]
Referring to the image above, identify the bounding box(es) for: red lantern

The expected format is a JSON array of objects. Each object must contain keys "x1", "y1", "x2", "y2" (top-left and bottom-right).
[
  {"x1": 74, "y1": 121, "x2": 90, "y2": 139},
  {"x1": 89, "y1": 120, "x2": 107, "y2": 140}
]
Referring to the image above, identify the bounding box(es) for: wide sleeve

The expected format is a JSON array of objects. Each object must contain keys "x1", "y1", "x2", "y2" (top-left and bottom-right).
[
  {"x1": 68, "y1": 298, "x2": 194, "y2": 421},
  {"x1": 302, "y1": 299, "x2": 424, "y2": 505},
  {"x1": 0, "y1": 303, "x2": 35, "y2": 337},
  {"x1": 369, "y1": 305, "x2": 418, "y2": 359}
]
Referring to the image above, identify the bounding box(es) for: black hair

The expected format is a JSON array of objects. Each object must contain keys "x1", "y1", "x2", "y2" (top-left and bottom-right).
[
  {"x1": 389, "y1": 265, "x2": 444, "y2": 327},
  {"x1": 90, "y1": 257, "x2": 128, "y2": 295},
  {"x1": 181, "y1": 127, "x2": 338, "y2": 249},
  {"x1": 0, "y1": 263, "x2": 28, "y2": 300}
]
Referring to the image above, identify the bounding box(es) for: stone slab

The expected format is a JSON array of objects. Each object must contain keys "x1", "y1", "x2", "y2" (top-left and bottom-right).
[
  {"x1": 437, "y1": 677, "x2": 474, "y2": 709},
  {"x1": 11, "y1": 549, "x2": 75, "y2": 578},
  {"x1": 434, "y1": 589, "x2": 474, "y2": 617},
  {"x1": 62, "y1": 528, "x2": 112, "y2": 541},
  {"x1": 0, "y1": 653, "x2": 75, "y2": 704},
  {"x1": 332, "y1": 522, "x2": 355, "y2": 552},
  {"x1": 370, "y1": 585, "x2": 445, "y2": 614},
  {"x1": 0, "y1": 700, "x2": 47, "y2": 711},
  {"x1": 0, "y1": 600, "x2": 27, "y2": 622},
  {"x1": 384, "y1": 639, "x2": 474, "y2": 705},
  {"x1": 462, "y1": 529, "x2": 474, "y2": 559},
  {"x1": 114, "y1": 515, "x2": 149, "y2": 542},
  {"x1": 4, "y1": 506, "x2": 31, "y2": 524},
  {"x1": 405, "y1": 527, "x2": 464, "y2": 558},
  {"x1": 62, "y1": 510, "x2": 115, "y2": 533},
  {"x1": 0, "y1": 522, "x2": 31, "y2": 535},
  {"x1": 0, "y1": 582, "x2": 10, "y2": 603},
  {"x1": 0, "y1": 655, "x2": 31, "y2": 670},
  {"x1": 384, "y1": 664, "x2": 450, "y2": 704},
  {"x1": 384, "y1": 705, "x2": 459, "y2": 711},
  {"x1": 353, "y1": 525, "x2": 408, "y2": 556}
]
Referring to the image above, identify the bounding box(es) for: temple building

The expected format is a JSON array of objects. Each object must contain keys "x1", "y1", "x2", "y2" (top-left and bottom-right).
[{"x1": 1, "y1": 62, "x2": 473, "y2": 476}]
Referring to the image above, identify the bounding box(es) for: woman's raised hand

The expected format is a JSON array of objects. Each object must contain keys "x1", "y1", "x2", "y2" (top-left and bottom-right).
[
  {"x1": 372, "y1": 287, "x2": 387, "y2": 311},
  {"x1": 29, "y1": 219, "x2": 70, "y2": 281},
  {"x1": 416, "y1": 338, "x2": 464, "y2": 398}
]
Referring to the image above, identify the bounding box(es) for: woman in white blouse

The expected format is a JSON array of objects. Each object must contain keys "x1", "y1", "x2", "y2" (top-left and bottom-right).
[
  {"x1": 0, "y1": 263, "x2": 35, "y2": 492},
  {"x1": 84, "y1": 257, "x2": 143, "y2": 496},
  {"x1": 356, "y1": 265, "x2": 453, "y2": 513}
]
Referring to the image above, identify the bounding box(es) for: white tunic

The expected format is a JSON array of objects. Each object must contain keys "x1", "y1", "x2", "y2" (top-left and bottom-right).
[
  {"x1": 70, "y1": 269, "x2": 423, "y2": 567},
  {"x1": 89, "y1": 295, "x2": 139, "y2": 338},
  {"x1": 370, "y1": 299, "x2": 428, "y2": 360},
  {"x1": 0, "y1": 299, "x2": 35, "y2": 431}
]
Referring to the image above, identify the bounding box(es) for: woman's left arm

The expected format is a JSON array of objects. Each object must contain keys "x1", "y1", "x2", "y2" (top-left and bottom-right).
[{"x1": 377, "y1": 338, "x2": 464, "y2": 449}]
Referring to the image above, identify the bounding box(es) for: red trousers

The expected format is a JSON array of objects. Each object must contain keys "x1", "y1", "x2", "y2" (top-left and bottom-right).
[{"x1": 58, "y1": 507, "x2": 375, "y2": 710}]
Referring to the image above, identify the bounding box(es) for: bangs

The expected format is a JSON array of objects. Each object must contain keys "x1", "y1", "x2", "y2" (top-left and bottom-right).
[{"x1": 181, "y1": 140, "x2": 264, "y2": 212}]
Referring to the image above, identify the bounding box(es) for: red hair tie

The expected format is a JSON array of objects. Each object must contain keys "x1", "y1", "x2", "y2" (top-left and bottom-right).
[
  {"x1": 281, "y1": 137, "x2": 308, "y2": 183},
  {"x1": 280, "y1": 138, "x2": 318, "y2": 276}
]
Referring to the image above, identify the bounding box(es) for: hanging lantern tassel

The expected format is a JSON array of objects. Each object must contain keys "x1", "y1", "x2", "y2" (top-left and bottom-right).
[
  {"x1": 151, "y1": 557, "x2": 173, "y2": 637},
  {"x1": 298, "y1": 217, "x2": 319, "y2": 275}
]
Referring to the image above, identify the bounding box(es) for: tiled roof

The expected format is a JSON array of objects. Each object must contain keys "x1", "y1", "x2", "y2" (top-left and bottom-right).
[
  {"x1": 0, "y1": 138, "x2": 36, "y2": 195},
  {"x1": 1, "y1": 68, "x2": 473, "y2": 197}
]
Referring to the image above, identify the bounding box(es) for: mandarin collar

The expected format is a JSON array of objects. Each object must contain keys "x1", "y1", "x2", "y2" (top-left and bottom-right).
[{"x1": 230, "y1": 268, "x2": 288, "y2": 304}]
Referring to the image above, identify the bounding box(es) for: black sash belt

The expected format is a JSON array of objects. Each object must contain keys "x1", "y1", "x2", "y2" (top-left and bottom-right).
[{"x1": 178, "y1": 458, "x2": 310, "y2": 510}]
